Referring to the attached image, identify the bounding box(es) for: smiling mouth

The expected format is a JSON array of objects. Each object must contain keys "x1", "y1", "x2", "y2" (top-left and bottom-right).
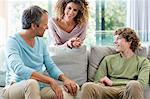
[{"x1": 67, "y1": 15, "x2": 72, "y2": 17}]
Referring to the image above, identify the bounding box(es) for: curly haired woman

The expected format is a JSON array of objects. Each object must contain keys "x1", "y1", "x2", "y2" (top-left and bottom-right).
[{"x1": 48, "y1": 0, "x2": 89, "y2": 48}]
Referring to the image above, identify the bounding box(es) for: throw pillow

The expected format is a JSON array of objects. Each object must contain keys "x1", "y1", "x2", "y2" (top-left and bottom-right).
[
  {"x1": 49, "y1": 45, "x2": 87, "y2": 86},
  {"x1": 88, "y1": 46, "x2": 116, "y2": 82}
]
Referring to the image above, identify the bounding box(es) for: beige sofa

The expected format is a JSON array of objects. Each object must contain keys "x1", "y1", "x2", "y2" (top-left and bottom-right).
[{"x1": 0, "y1": 45, "x2": 150, "y2": 99}]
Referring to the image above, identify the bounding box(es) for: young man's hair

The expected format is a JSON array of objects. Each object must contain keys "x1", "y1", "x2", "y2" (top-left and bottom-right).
[
  {"x1": 114, "y1": 27, "x2": 140, "y2": 52},
  {"x1": 22, "y1": 5, "x2": 48, "y2": 29}
]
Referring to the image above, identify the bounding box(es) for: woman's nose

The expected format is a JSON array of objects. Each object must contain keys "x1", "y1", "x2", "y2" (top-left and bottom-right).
[{"x1": 69, "y1": 9, "x2": 74, "y2": 14}]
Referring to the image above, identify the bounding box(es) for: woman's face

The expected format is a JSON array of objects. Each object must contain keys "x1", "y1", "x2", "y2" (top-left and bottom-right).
[{"x1": 64, "y1": 2, "x2": 80, "y2": 21}]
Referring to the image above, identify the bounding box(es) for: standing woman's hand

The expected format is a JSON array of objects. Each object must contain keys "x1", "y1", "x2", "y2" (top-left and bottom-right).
[
  {"x1": 72, "y1": 37, "x2": 82, "y2": 48},
  {"x1": 67, "y1": 37, "x2": 82, "y2": 48}
]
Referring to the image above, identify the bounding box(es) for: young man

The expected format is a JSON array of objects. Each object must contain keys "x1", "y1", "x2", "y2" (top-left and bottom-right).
[
  {"x1": 2, "y1": 6, "x2": 78, "y2": 99},
  {"x1": 80, "y1": 28, "x2": 150, "y2": 99}
]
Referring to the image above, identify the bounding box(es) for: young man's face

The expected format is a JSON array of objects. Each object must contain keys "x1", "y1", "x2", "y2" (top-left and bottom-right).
[
  {"x1": 114, "y1": 35, "x2": 131, "y2": 52},
  {"x1": 35, "y1": 13, "x2": 48, "y2": 37}
]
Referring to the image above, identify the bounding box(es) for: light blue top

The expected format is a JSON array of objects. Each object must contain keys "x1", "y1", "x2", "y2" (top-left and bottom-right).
[{"x1": 5, "y1": 33, "x2": 63, "y2": 89}]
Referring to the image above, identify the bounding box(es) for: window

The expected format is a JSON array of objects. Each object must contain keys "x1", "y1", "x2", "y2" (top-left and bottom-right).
[
  {"x1": 85, "y1": 0, "x2": 127, "y2": 46},
  {"x1": 7, "y1": 0, "x2": 51, "y2": 36},
  {"x1": 0, "y1": 0, "x2": 127, "y2": 46}
]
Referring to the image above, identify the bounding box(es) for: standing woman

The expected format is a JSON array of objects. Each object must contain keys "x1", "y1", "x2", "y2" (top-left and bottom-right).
[{"x1": 48, "y1": 0, "x2": 89, "y2": 48}]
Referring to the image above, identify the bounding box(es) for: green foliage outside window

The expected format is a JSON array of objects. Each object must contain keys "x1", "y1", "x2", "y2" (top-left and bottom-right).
[
  {"x1": 85, "y1": 0, "x2": 127, "y2": 46},
  {"x1": 105, "y1": 0, "x2": 126, "y2": 30}
]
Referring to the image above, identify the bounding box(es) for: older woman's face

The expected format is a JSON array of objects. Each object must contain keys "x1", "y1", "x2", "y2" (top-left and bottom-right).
[{"x1": 64, "y1": 2, "x2": 80, "y2": 20}]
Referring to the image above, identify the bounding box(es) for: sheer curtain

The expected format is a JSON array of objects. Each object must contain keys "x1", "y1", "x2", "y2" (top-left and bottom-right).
[
  {"x1": 126, "y1": 0, "x2": 150, "y2": 42},
  {"x1": 0, "y1": 17, "x2": 6, "y2": 46}
]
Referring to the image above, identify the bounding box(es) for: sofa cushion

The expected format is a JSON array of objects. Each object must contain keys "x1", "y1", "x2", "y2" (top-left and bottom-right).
[
  {"x1": 0, "y1": 47, "x2": 6, "y2": 87},
  {"x1": 88, "y1": 45, "x2": 148, "y2": 82},
  {"x1": 49, "y1": 45, "x2": 87, "y2": 86},
  {"x1": 88, "y1": 46, "x2": 116, "y2": 82},
  {"x1": 148, "y1": 45, "x2": 150, "y2": 61}
]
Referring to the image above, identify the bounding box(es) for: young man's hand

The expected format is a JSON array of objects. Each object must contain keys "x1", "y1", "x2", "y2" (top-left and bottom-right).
[{"x1": 100, "y1": 76, "x2": 112, "y2": 86}]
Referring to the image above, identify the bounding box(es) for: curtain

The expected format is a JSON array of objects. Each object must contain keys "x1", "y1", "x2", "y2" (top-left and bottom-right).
[
  {"x1": 0, "y1": 17, "x2": 6, "y2": 46},
  {"x1": 126, "y1": 0, "x2": 150, "y2": 42}
]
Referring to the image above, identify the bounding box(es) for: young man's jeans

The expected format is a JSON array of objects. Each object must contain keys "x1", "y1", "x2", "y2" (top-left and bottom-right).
[
  {"x1": 80, "y1": 80, "x2": 144, "y2": 99},
  {"x1": 1, "y1": 79, "x2": 77, "y2": 99}
]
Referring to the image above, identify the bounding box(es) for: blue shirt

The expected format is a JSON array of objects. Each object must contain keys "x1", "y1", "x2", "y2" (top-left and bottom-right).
[{"x1": 5, "y1": 33, "x2": 63, "y2": 89}]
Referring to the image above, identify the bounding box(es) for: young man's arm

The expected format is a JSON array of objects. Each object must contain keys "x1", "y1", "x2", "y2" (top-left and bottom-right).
[
  {"x1": 138, "y1": 58, "x2": 150, "y2": 88},
  {"x1": 95, "y1": 57, "x2": 108, "y2": 82}
]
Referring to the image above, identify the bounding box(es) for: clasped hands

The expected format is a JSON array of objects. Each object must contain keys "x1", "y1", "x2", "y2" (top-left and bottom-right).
[{"x1": 67, "y1": 37, "x2": 82, "y2": 48}]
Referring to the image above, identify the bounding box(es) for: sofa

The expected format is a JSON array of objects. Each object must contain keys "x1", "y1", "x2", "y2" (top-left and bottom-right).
[{"x1": 0, "y1": 45, "x2": 150, "y2": 99}]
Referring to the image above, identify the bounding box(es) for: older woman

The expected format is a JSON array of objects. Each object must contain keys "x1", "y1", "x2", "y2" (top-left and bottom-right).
[{"x1": 48, "y1": 0, "x2": 89, "y2": 48}]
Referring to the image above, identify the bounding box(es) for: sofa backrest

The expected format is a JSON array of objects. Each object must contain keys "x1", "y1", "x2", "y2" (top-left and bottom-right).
[
  {"x1": 0, "y1": 45, "x2": 149, "y2": 87},
  {"x1": 49, "y1": 45, "x2": 88, "y2": 86},
  {"x1": 88, "y1": 45, "x2": 148, "y2": 82}
]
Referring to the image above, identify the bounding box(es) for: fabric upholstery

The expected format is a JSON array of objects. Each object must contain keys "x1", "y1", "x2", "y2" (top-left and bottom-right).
[
  {"x1": 49, "y1": 45, "x2": 88, "y2": 86},
  {"x1": 88, "y1": 46, "x2": 116, "y2": 81}
]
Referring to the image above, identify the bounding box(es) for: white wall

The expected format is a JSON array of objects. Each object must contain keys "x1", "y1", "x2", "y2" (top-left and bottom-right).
[{"x1": 0, "y1": 0, "x2": 8, "y2": 45}]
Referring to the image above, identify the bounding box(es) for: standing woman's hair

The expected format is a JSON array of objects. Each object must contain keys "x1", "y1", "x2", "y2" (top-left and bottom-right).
[{"x1": 55, "y1": 0, "x2": 89, "y2": 26}]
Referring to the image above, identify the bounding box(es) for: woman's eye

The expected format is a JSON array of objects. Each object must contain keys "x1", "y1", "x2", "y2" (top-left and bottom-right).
[
  {"x1": 74, "y1": 9, "x2": 78, "y2": 12},
  {"x1": 68, "y1": 7, "x2": 71, "y2": 10}
]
